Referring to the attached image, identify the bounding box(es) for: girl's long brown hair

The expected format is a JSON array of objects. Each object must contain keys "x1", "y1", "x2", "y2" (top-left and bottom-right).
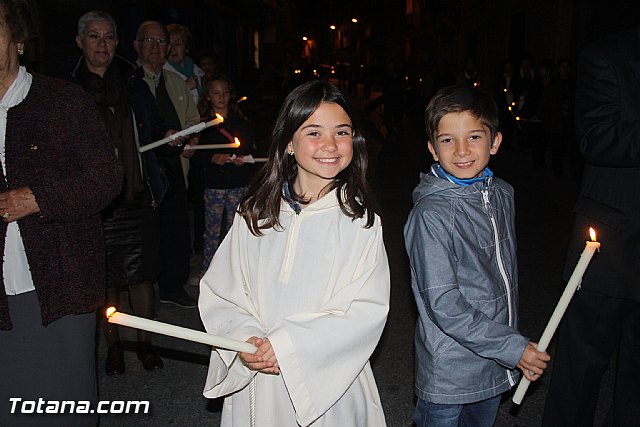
[{"x1": 239, "y1": 80, "x2": 380, "y2": 236}]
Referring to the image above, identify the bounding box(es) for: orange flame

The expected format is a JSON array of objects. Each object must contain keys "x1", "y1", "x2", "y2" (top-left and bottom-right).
[
  {"x1": 215, "y1": 113, "x2": 224, "y2": 123},
  {"x1": 106, "y1": 307, "x2": 117, "y2": 318},
  {"x1": 234, "y1": 137, "x2": 241, "y2": 147},
  {"x1": 589, "y1": 227, "x2": 597, "y2": 242}
]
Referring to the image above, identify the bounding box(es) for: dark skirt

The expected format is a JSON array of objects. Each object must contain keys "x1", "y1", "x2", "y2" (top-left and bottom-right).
[
  {"x1": 103, "y1": 196, "x2": 160, "y2": 287},
  {"x1": 0, "y1": 291, "x2": 97, "y2": 426}
]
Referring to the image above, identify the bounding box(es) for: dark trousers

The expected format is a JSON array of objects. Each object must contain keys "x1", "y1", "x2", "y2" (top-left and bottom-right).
[
  {"x1": 542, "y1": 289, "x2": 640, "y2": 426},
  {"x1": 0, "y1": 292, "x2": 97, "y2": 427},
  {"x1": 157, "y1": 189, "x2": 191, "y2": 298}
]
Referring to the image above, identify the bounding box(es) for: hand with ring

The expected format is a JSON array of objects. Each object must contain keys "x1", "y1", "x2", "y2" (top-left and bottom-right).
[{"x1": 0, "y1": 187, "x2": 40, "y2": 222}]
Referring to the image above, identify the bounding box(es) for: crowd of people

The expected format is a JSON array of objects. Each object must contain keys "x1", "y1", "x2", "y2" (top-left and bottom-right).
[{"x1": 0, "y1": 0, "x2": 638, "y2": 426}]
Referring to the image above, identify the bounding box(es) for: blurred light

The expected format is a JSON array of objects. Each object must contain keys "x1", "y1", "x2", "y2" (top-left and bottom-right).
[
  {"x1": 330, "y1": 25, "x2": 336, "y2": 30},
  {"x1": 302, "y1": 36, "x2": 308, "y2": 41},
  {"x1": 351, "y1": 18, "x2": 358, "y2": 23},
  {"x1": 503, "y1": 88, "x2": 508, "y2": 93}
]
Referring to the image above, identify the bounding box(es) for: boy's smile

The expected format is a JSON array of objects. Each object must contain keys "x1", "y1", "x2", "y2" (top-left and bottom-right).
[{"x1": 428, "y1": 111, "x2": 502, "y2": 179}]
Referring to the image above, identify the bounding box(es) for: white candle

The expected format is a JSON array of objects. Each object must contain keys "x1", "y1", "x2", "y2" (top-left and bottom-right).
[
  {"x1": 139, "y1": 114, "x2": 224, "y2": 153},
  {"x1": 183, "y1": 143, "x2": 240, "y2": 150},
  {"x1": 512, "y1": 227, "x2": 601, "y2": 405},
  {"x1": 106, "y1": 307, "x2": 256, "y2": 354},
  {"x1": 184, "y1": 136, "x2": 241, "y2": 151}
]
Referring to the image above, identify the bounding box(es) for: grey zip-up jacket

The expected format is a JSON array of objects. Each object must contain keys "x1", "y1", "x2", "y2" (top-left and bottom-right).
[{"x1": 404, "y1": 172, "x2": 528, "y2": 404}]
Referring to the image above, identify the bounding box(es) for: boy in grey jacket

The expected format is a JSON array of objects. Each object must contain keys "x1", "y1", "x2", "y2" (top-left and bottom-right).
[{"x1": 404, "y1": 86, "x2": 550, "y2": 427}]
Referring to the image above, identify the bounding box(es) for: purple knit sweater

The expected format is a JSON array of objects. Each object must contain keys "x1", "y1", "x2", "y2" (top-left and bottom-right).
[{"x1": 0, "y1": 73, "x2": 123, "y2": 329}]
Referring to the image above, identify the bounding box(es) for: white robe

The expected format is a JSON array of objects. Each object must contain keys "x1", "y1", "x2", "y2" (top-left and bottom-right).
[{"x1": 199, "y1": 189, "x2": 389, "y2": 426}]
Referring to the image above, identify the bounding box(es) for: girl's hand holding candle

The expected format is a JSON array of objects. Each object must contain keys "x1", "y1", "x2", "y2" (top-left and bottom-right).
[
  {"x1": 106, "y1": 307, "x2": 256, "y2": 354},
  {"x1": 512, "y1": 227, "x2": 601, "y2": 405}
]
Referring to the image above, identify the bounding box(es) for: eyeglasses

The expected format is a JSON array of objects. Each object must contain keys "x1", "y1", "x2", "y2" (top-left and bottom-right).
[{"x1": 138, "y1": 37, "x2": 168, "y2": 46}]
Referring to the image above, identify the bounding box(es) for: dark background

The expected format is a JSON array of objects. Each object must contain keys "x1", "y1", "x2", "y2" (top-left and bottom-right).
[{"x1": 21, "y1": 0, "x2": 640, "y2": 101}]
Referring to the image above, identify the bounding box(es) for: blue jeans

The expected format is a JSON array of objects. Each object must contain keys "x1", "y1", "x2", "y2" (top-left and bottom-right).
[{"x1": 412, "y1": 395, "x2": 501, "y2": 427}]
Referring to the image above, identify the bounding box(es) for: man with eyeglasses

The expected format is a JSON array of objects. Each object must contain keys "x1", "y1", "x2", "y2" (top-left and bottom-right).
[{"x1": 134, "y1": 20, "x2": 199, "y2": 310}]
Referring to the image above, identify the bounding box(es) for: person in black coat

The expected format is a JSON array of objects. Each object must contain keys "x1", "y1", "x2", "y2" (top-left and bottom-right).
[
  {"x1": 542, "y1": 25, "x2": 640, "y2": 426},
  {"x1": 70, "y1": 10, "x2": 177, "y2": 375}
]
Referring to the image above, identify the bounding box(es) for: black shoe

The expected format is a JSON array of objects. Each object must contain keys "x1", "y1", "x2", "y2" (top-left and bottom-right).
[
  {"x1": 159, "y1": 293, "x2": 197, "y2": 308},
  {"x1": 105, "y1": 346, "x2": 125, "y2": 375},
  {"x1": 137, "y1": 343, "x2": 163, "y2": 371}
]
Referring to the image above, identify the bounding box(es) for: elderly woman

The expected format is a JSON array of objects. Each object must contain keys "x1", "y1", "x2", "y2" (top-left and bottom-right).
[
  {"x1": 71, "y1": 10, "x2": 173, "y2": 374},
  {"x1": 165, "y1": 23, "x2": 205, "y2": 103},
  {"x1": 0, "y1": 1, "x2": 122, "y2": 425}
]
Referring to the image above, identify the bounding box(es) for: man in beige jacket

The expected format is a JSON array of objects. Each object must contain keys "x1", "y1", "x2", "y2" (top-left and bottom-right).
[{"x1": 135, "y1": 20, "x2": 199, "y2": 308}]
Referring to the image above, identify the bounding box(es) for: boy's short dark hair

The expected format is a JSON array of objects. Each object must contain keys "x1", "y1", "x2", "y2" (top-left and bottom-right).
[{"x1": 425, "y1": 86, "x2": 499, "y2": 142}]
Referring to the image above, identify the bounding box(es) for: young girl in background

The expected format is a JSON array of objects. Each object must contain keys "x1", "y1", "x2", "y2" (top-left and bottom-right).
[
  {"x1": 199, "y1": 80, "x2": 390, "y2": 426},
  {"x1": 190, "y1": 75, "x2": 255, "y2": 281}
]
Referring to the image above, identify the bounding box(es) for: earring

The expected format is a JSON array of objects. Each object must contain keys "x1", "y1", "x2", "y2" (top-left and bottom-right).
[
  {"x1": 17, "y1": 44, "x2": 24, "y2": 56},
  {"x1": 288, "y1": 150, "x2": 294, "y2": 156}
]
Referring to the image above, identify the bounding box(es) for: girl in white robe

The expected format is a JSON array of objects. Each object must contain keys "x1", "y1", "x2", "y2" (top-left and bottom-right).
[{"x1": 199, "y1": 80, "x2": 390, "y2": 427}]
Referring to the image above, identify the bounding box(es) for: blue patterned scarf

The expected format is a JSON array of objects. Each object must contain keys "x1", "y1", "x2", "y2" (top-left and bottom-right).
[{"x1": 430, "y1": 163, "x2": 493, "y2": 186}]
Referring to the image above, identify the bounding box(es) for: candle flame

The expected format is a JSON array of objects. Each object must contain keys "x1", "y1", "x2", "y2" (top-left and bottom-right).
[
  {"x1": 516, "y1": 116, "x2": 521, "y2": 121},
  {"x1": 215, "y1": 113, "x2": 224, "y2": 123},
  {"x1": 234, "y1": 137, "x2": 241, "y2": 147},
  {"x1": 589, "y1": 227, "x2": 597, "y2": 241},
  {"x1": 238, "y1": 96, "x2": 248, "y2": 103},
  {"x1": 106, "y1": 306, "x2": 117, "y2": 318}
]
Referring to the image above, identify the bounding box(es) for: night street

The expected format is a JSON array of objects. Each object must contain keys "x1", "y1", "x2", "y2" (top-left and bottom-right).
[{"x1": 95, "y1": 96, "x2": 613, "y2": 426}]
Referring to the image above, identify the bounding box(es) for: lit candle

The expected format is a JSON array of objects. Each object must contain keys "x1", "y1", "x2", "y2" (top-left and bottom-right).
[
  {"x1": 139, "y1": 114, "x2": 224, "y2": 153},
  {"x1": 227, "y1": 154, "x2": 267, "y2": 164},
  {"x1": 184, "y1": 137, "x2": 241, "y2": 151},
  {"x1": 512, "y1": 227, "x2": 601, "y2": 405},
  {"x1": 105, "y1": 307, "x2": 256, "y2": 354}
]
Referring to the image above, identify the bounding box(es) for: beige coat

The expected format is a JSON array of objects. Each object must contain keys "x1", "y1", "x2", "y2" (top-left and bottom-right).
[{"x1": 140, "y1": 65, "x2": 199, "y2": 186}]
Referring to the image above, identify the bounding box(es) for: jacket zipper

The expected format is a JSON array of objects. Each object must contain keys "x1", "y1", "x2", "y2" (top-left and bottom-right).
[{"x1": 481, "y1": 178, "x2": 516, "y2": 386}]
